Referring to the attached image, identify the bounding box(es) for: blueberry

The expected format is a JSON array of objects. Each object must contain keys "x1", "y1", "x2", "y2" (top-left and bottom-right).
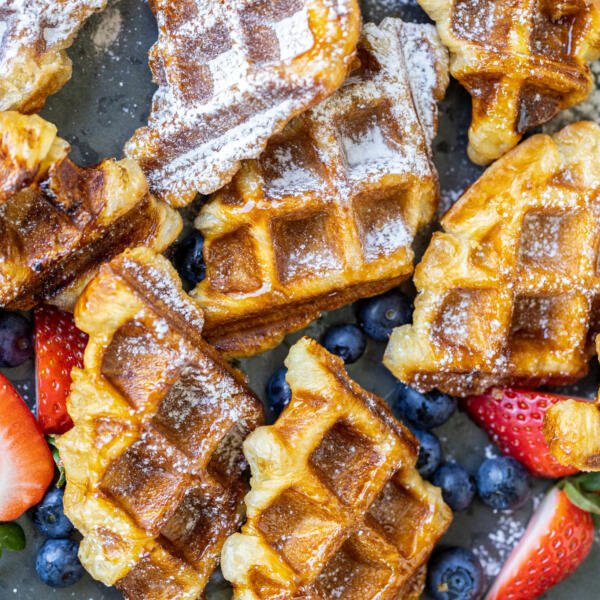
[
  {"x1": 393, "y1": 383, "x2": 457, "y2": 429},
  {"x1": 476, "y1": 456, "x2": 531, "y2": 511},
  {"x1": 357, "y1": 290, "x2": 412, "y2": 341},
  {"x1": 412, "y1": 428, "x2": 442, "y2": 479},
  {"x1": 321, "y1": 324, "x2": 366, "y2": 364},
  {"x1": 174, "y1": 230, "x2": 205, "y2": 284},
  {"x1": 35, "y1": 539, "x2": 83, "y2": 588},
  {"x1": 0, "y1": 311, "x2": 33, "y2": 367},
  {"x1": 431, "y1": 462, "x2": 476, "y2": 511},
  {"x1": 427, "y1": 547, "x2": 485, "y2": 600},
  {"x1": 31, "y1": 488, "x2": 74, "y2": 539},
  {"x1": 266, "y1": 367, "x2": 291, "y2": 419}
]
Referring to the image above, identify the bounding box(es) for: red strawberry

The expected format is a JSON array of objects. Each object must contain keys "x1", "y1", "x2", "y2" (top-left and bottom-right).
[
  {"x1": 463, "y1": 388, "x2": 579, "y2": 478},
  {"x1": 35, "y1": 305, "x2": 88, "y2": 434},
  {"x1": 0, "y1": 374, "x2": 54, "y2": 520},
  {"x1": 486, "y1": 487, "x2": 594, "y2": 600}
]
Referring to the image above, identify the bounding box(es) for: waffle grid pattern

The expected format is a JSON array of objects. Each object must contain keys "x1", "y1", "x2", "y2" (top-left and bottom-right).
[
  {"x1": 193, "y1": 18, "x2": 449, "y2": 357},
  {"x1": 419, "y1": 0, "x2": 600, "y2": 164},
  {"x1": 222, "y1": 337, "x2": 452, "y2": 599},
  {"x1": 384, "y1": 121, "x2": 600, "y2": 397},
  {"x1": 57, "y1": 248, "x2": 264, "y2": 600},
  {"x1": 125, "y1": 0, "x2": 361, "y2": 205}
]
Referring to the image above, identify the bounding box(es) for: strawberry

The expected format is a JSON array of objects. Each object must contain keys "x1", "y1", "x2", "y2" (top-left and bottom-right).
[
  {"x1": 485, "y1": 486, "x2": 594, "y2": 600},
  {"x1": 463, "y1": 388, "x2": 579, "y2": 478},
  {"x1": 0, "y1": 374, "x2": 54, "y2": 520},
  {"x1": 35, "y1": 305, "x2": 87, "y2": 434}
]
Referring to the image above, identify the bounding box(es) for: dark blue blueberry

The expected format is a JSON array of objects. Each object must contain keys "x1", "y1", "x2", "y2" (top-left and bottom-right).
[
  {"x1": 476, "y1": 456, "x2": 531, "y2": 511},
  {"x1": 0, "y1": 311, "x2": 33, "y2": 367},
  {"x1": 35, "y1": 539, "x2": 83, "y2": 588},
  {"x1": 321, "y1": 324, "x2": 366, "y2": 364},
  {"x1": 393, "y1": 383, "x2": 457, "y2": 429},
  {"x1": 174, "y1": 230, "x2": 205, "y2": 284},
  {"x1": 431, "y1": 462, "x2": 476, "y2": 511},
  {"x1": 427, "y1": 547, "x2": 485, "y2": 600},
  {"x1": 31, "y1": 487, "x2": 74, "y2": 539},
  {"x1": 357, "y1": 290, "x2": 412, "y2": 341},
  {"x1": 266, "y1": 367, "x2": 291, "y2": 419},
  {"x1": 412, "y1": 428, "x2": 442, "y2": 479}
]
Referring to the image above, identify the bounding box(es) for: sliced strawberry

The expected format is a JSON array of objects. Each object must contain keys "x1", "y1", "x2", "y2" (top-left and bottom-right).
[
  {"x1": 0, "y1": 374, "x2": 54, "y2": 520},
  {"x1": 463, "y1": 388, "x2": 579, "y2": 478},
  {"x1": 35, "y1": 305, "x2": 87, "y2": 434},
  {"x1": 486, "y1": 487, "x2": 594, "y2": 600}
]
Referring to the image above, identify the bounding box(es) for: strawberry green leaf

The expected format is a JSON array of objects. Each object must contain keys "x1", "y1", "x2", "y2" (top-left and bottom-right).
[
  {"x1": 577, "y1": 472, "x2": 600, "y2": 493},
  {"x1": 46, "y1": 435, "x2": 65, "y2": 488},
  {"x1": 564, "y1": 482, "x2": 600, "y2": 516},
  {"x1": 0, "y1": 522, "x2": 26, "y2": 554}
]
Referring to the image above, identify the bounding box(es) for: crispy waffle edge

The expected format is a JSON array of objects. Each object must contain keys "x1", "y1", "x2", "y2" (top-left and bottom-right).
[
  {"x1": 0, "y1": 111, "x2": 182, "y2": 311},
  {"x1": 221, "y1": 336, "x2": 452, "y2": 599},
  {"x1": 56, "y1": 247, "x2": 265, "y2": 599},
  {"x1": 384, "y1": 120, "x2": 600, "y2": 397}
]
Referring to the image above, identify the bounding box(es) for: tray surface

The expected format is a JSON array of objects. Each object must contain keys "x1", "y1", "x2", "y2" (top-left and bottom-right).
[{"x1": 1, "y1": 0, "x2": 599, "y2": 598}]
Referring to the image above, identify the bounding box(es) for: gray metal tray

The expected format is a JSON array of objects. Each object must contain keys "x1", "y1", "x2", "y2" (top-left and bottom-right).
[{"x1": 1, "y1": 0, "x2": 599, "y2": 598}]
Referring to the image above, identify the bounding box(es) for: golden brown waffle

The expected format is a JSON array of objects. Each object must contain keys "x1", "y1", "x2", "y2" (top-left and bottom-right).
[
  {"x1": 384, "y1": 121, "x2": 600, "y2": 397},
  {"x1": 221, "y1": 337, "x2": 452, "y2": 599},
  {"x1": 192, "y1": 18, "x2": 449, "y2": 358},
  {"x1": 0, "y1": 0, "x2": 106, "y2": 112},
  {"x1": 419, "y1": 0, "x2": 600, "y2": 164},
  {"x1": 124, "y1": 0, "x2": 361, "y2": 206},
  {"x1": 57, "y1": 247, "x2": 264, "y2": 600},
  {"x1": 0, "y1": 111, "x2": 182, "y2": 310},
  {"x1": 544, "y1": 338, "x2": 600, "y2": 471}
]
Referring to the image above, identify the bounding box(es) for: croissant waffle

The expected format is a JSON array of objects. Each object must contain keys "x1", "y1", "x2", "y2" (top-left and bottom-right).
[
  {"x1": 221, "y1": 337, "x2": 452, "y2": 599},
  {"x1": 193, "y1": 17, "x2": 449, "y2": 357},
  {"x1": 419, "y1": 0, "x2": 600, "y2": 164},
  {"x1": 544, "y1": 338, "x2": 600, "y2": 471},
  {"x1": 0, "y1": 0, "x2": 106, "y2": 113},
  {"x1": 124, "y1": 0, "x2": 361, "y2": 207},
  {"x1": 56, "y1": 247, "x2": 264, "y2": 600},
  {"x1": 0, "y1": 111, "x2": 182, "y2": 310},
  {"x1": 384, "y1": 121, "x2": 600, "y2": 397}
]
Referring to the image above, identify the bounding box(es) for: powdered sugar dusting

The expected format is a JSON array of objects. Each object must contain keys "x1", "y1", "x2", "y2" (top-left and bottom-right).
[
  {"x1": 0, "y1": 0, "x2": 106, "y2": 110},
  {"x1": 341, "y1": 115, "x2": 401, "y2": 170},
  {"x1": 474, "y1": 513, "x2": 527, "y2": 577},
  {"x1": 363, "y1": 217, "x2": 411, "y2": 260},
  {"x1": 263, "y1": 145, "x2": 323, "y2": 196},
  {"x1": 545, "y1": 62, "x2": 600, "y2": 133},
  {"x1": 402, "y1": 21, "x2": 449, "y2": 146},
  {"x1": 193, "y1": 17, "x2": 448, "y2": 333},
  {"x1": 120, "y1": 255, "x2": 205, "y2": 332},
  {"x1": 284, "y1": 241, "x2": 340, "y2": 280},
  {"x1": 274, "y1": 8, "x2": 314, "y2": 62},
  {"x1": 124, "y1": 0, "x2": 359, "y2": 203}
]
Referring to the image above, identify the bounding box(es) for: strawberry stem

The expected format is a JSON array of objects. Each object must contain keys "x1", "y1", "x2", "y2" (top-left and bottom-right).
[{"x1": 560, "y1": 474, "x2": 600, "y2": 517}]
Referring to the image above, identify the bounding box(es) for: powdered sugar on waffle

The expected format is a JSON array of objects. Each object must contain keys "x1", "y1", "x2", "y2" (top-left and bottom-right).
[
  {"x1": 340, "y1": 116, "x2": 401, "y2": 167},
  {"x1": 309, "y1": 17, "x2": 448, "y2": 185},
  {"x1": 125, "y1": 0, "x2": 359, "y2": 204},
  {"x1": 264, "y1": 146, "x2": 324, "y2": 195},
  {"x1": 363, "y1": 216, "x2": 411, "y2": 260},
  {"x1": 544, "y1": 61, "x2": 600, "y2": 132},
  {"x1": 0, "y1": 0, "x2": 106, "y2": 111},
  {"x1": 0, "y1": 0, "x2": 105, "y2": 65},
  {"x1": 120, "y1": 256, "x2": 205, "y2": 332}
]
